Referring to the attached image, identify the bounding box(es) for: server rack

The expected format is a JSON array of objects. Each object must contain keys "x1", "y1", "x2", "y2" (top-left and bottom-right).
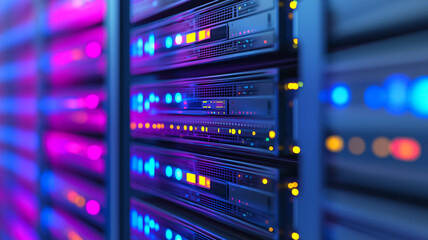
[
  {"x1": 298, "y1": 1, "x2": 428, "y2": 239},
  {"x1": 118, "y1": 0, "x2": 300, "y2": 240}
]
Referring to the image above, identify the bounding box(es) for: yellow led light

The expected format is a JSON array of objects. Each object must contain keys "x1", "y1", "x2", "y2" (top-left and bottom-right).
[
  {"x1": 157, "y1": 123, "x2": 161, "y2": 129},
  {"x1": 189, "y1": 126, "x2": 193, "y2": 131},
  {"x1": 201, "y1": 126, "x2": 205, "y2": 132},
  {"x1": 186, "y1": 32, "x2": 196, "y2": 43},
  {"x1": 292, "y1": 146, "x2": 301, "y2": 154},
  {"x1": 293, "y1": 182, "x2": 298, "y2": 188},
  {"x1": 269, "y1": 146, "x2": 274, "y2": 151},
  {"x1": 206, "y1": 179, "x2": 211, "y2": 188},
  {"x1": 218, "y1": 128, "x2": 220, "y2": 133},
  {"x1": 326, "y1": 135, "x2": 344, "y2": 152},
  {"x1": 232, "y1": 129, "x2": 236, "y2": 134},
  {"x1": 269, "y1": 131, "x2": 276, "y2": 139},
  {"x1": 145, "y1": 123, "x2": 150, "y2": 129},
  {"x1": 292, "y1": 188, "x2": 299, "y2": 196},
  {"x1": 170, "y1": 124, "x2": 174, "y2": 129},
  {"x1": 252, "y1": 131, "x2": 256, "y2": 136},
  {"x1": 288, "y1": 183, "x2": 294, "y2": 189},
  {"x1": 207, "y1": 29, "x2": 210, "y2": 37},
  {"x1": 205, "y1": 127, "x2": 208, "y2": 132},
  {"x1": 269, "y1": 227, "x2": 274, "y2": 232},
  {"x1": 161, "y1": 123, "x2": 165, "y2": 129},
  {"x1": 290, "y1": 1, "x2": 297, "y2": 9},
  {"x1": 199, "y1": 30, "x2": 206, "y2": 41},
  {"x1": 291, "y1": 232, "x2": 300, "y2": 240},
  {"x1": 152, "y1": 123, "x2": 157, "y2": 129},
  {"x1": 293, "y1": 38, "x2": 298, "y2": 45},
  {"x1": 238, "y1": 129, "x2": 242, "y2": 134},
  {"x1": 199, "y1": 176, "x2": 206, "y2": 186},
  {"x1": 184, "y1": 125, "x2": 188, "y2": 131},
  {"x1": 186, "y1": 173, "x2": 196, "y2": 183},
  {"x1": 138, "y1": 123, "x2": 143, "y2": 129},
  {"x1": 177, "y1": 125, "x2": 180, "y2": 130},
  {"x1": 262, "y1": 178, "x2": 268, "y2": 184}
]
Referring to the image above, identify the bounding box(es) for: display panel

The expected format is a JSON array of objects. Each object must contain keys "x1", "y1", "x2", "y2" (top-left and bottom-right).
[
  {"x1": 130, "y1": 144, "x2": 297, "y2": 239},
  {"x1": 130, "y1": 68, "x2": 297, "y2": 156},
  {"x1": 130, "y1": 0, "x2": 294, "y2": 74}
]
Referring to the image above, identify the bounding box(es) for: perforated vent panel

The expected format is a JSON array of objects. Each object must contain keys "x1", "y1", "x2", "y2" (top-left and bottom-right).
[
  {"x1": 195, "y1": 85, "x2": 237, "y2": 98},
  {"x1": 196, "y1": 162, "x2": 236, "y2": 183},
  {"x1": 189, "y1": 41, "x2": 237, "y2": 60},
  {"x1": 195, "y1": 6, "x2": 234, "y2": 28}
]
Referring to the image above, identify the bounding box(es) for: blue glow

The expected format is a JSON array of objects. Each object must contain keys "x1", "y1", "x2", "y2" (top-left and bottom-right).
[
  {"x1": 41, "y1": 171, "x2": 55, "y2": 194},
  {"x1": 145, "y1": 101, "x2": 150, "y2": 110},
  {"x1": 175, "y1": 168, "x2": 183, "y2": 180},
  {"x1": 384, "y1": 74, "x2": 408, "y2": 114},
  {"x1": 138, "y1": 216, "x2": 143, "y2": 232},
  {"x1": 149, "y1": 93, "x2": 155, "y2": 102},
  {"x1": 144, "y1": 215, "x2": 150, "y2": 223},
  {"x1": 155, "y1": 96, "x2": 160, "y2": 103},
  {"x1": 175, "y1": 93, "x2": 182, "y2": 103},
  {"x1": 149, "y1": 219, "x2": 155, "y2": 228},
  {"x1": 131, "y1": 156, "x2": 138, "y2": 171},
  {"x1": 409, "y1": 76, "x2": 428, "y2": 117},
  {"x1": 165, "y1": 229, "x2": 173, "y2": 240},
  {"x1": 131, "y1": 95, "x2": 138, "y2": 111},
  {"x1": 175, "y1": 234, "x2": 182, "y2": 240},
  {"x1": 165, "y1": 36, "x2": 173, "y2": 48},
  {"x1": 138, "y1": 159, "x2": 143, "y2": 174},
  {"x1": 165, "y1": 93, "x2": 172, "y2": 104},
  {"x1": 137, "y1": 38, "x2": 143, "y2": 56},
  {"x1": 165, "y1": 166, "x2": 173, "y2": 177},
  {"x1": 330, "y1": 84, "x2": 350, "y2": 107},
  {"x1": 138, "y1": 93, "x2": 143, "y2": 103},
  {"x1": 144, "y1": 157, "x2": 156, "y2": 178},
  {"x1": 131, "y1": 210, "x2": 138, "y2": 228},
  {"x1": 144, "y1": 225, "x2": 150, "y2": 235},
  {"x1": 149, "y1": 34, "x2": 155, "y2": 56},
  {"x1": 155, "y1": 161, "x2": 160, "y2": 169},
  {"x1": 155, "y1": 223, "x2": 160, "y2": 231},
  {"x1": 364, "y1": 86, "x2": 386, "y2": 109}
]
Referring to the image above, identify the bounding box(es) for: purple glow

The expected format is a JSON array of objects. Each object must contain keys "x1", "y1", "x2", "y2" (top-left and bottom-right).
[
  {"x1": 85, "y1": 94, "x2": 100, "y2": 109},
  {"x1": 85, "y1": 42, "x2": 102, "y2": 58},
  {"x1": 86, "y1": 200, "x2": 100, "y2": 215},
  {"x1": 87, "y1": 145, "x2": 102, "y2": 160}
]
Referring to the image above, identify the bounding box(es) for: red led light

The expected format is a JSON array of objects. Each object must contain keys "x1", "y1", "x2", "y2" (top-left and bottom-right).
[{"x1": 390, "y1": 138, "x2": 421, "y2": 162}]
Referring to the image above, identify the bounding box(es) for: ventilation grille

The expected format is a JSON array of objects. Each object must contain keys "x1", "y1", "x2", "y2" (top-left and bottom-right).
[
  {"x1": 195, "y1": 85, "x2": 237, "y2": 98},
  {"x1": 195, "y1": 6, "x2": 234, "y2": 28},
  {"x1": 199, "y1": 194, "x2": 236, "y2": 215},
  {"x1": 194, "y1": 132, "x2": 239, "y2": 142},
  {"x1": 194, "y1": 233, "x2": 212, "y2": 240},
  {"x1": 196, "y1": 162, "x2": 236, "y2": 183},
  {"x1": 189, "y1": 41, "x2": 237, "y2": 60}
]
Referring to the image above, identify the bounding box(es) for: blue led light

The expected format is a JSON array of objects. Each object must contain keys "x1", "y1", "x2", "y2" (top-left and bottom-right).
[
  {"x1": 165, "y1": 166, "x2": 173, "y2": 177},
  {"x1": 165, "y1": 229, "x2": 173, "y2": 240},
  {"x1": 149, "y1": 93, "x2": 155, "y2": 102},
  {"x1": 137, "y1": 38, "x2": 143, "y2": 56},
  {"x1": 364, "y1": 85, "x2": 386, "y2": 109},
  {"x1": 131, "y1": 156, "x2": 138, "y2": 171},
  {"x1": 138, "y1": 93, "x2": 143, "y2": 103},
  {"x1": 155, "y1": 223, "x2": 160, "y2": 231},
  {"x1": 384, "y1": 74, "x2": 408, "y2": 114},
  {"x1": 175, "y1": 234, "x2": 182, "y2": 240},
  {"x1": 145, "y1": 101, "x2": 150, "y2": 110},
  {"x1": 138, "y1": 159, "x2": 143, "y2": 174},
  {"x1": 155, "y1": 96, "x2": 160, "y2": 103},
  {"x1": 175, "y1": 93, "x2": 182, "y2": 103},
  {"x1": 165, "y1": 93, "x2": 172, "y2": 104},
  {"x1": 175, "y1": 168, "x2": 183, "y2": 180},
  {"x1": 165, "y1": 36, "x2": 173, "y2": 49},
  {"x1": 409, "y1": 76, "x2": 428, "y2": 117},
  {"x1": 148, "y1": 34, "x2": 155, "y2": 56},
  {"x1": 144, "y1": 225, "x2": 150, "y2": 235},
  {"x1": 330, "y1": 84, "x2": 350, "y2": 107},
  {"x1": 149, "y1": 219, "x2": 155, "y2": 228},
  {"x1": 131, "y1": 210, "x2": 138, "y2": 228},
  {"x1": 144, "y1": 215, "x2": 150, "y2": 223},
  {"x1": 138, "y1": 216, "x2": 143, "y2": 232}
]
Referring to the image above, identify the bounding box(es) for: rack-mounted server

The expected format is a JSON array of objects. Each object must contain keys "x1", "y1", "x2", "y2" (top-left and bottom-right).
[
  {"x1": 130, "y1": 68, "x2": 297, "y2": 156},
  {"x1": 130, "y1": 0, "x2": 295, "y2": 74},
  {"x1": 130, "y1": 144, "x2": 297, "y2": 239}
]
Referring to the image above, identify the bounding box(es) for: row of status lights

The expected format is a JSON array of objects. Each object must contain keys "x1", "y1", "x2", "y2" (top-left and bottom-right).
[
  {"x1": 51, "y1": 41, "x2": 102, "y2": 67},
  {"x1": 327, "y1": 75, "x2": 428, "y2": 118},
  {"x1": 65, "y1": 189, "x2": 101, "y2": 216},
  {"x1": 326, "y1": 135, "x2": 421, "y2": 161},
  {"x1": 131, "y1": 28, "x2": 211, "y2": 57},
  {"x1": 131, "y1": 92, "x2": 182, "y2": 113},
  {"x1": 131, "y1": 209, "x2": 184, "y2": 240}
]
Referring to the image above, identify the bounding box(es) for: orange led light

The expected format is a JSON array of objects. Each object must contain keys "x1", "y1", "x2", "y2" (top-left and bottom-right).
[
  {"x1": 145, "y1": 123, "x2": 150, "y2": 129},
  {"x1": 130, "y1": 122, "x2": 136, "y2": 130},
  {"x1": 269, "y1": 227, "x2": 274, "y2": 232},
  {"x1": 152, "y1": 123, "x2": 157, "y2": 129},
  {"x1": 326, "y1": 135, "x2": 344, "y2": 152},
  {"x1": 170, "y1": 124, "x2": 174, "y2": 129},
  {"x1": 390, "y1": 137, "x2": 421, "y2": 162},
  {"x1": 138, "y1": 123, "x2": 143, "y2": 129},
  {"x1": 269, "y1": 131, "x2": 276, "y2": 139}
]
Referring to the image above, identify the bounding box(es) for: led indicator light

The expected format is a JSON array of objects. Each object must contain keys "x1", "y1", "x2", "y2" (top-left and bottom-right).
[
  {"x1": 186, "y1": 173, "x2": 196, "y2": 184},
  {"x1": 292, "y1": 189, "x2": 299, "y2": 196},
  {"x1": 165, "y1": 93, "x2": 172, "y2": 104},
  {"x1": 325, "y1": 135, "x2": 344, "y2": 152},
  {"x1": 292, "y1": 146, "x2": 301, "y2": 154},
  {"x1": 165, "y1": 166, "x2": 172, "y2": 177},
  {"x1": 199, "y1": 30, "x2": 206, "y2": 41},
  {"x1": 175, "y1": 34, "x2": 183, "y2": 45},
  {"x1": 269, "y1": 131, "x2": 276, "y2": 139},
  {"x1": 364, "y1": 85, "x2": 386, "y2": 109},
  {"x1": 165, "y1": 229, "x2": 173, "y2": 240},
  {"x1": 262, "y1": 178, "x2": 268, "y2": 184},
  {"x1": 291, "y1": 232, "x2": 300, "y2": 240},
  {"x1": 409, "y1": 76, "x2": 428, "y2": 117},
  {"x1": 269, "y1": 227, "x2": 274, "y2": 232},
  {"x1": 252, "y1": 131, "x2": 256, "y2": 136},
  {"x1": 186, "y1": 32, "x2": 196, "y2": 43},
  {"x1": 175, "y1": 235, "x2": 182, "y2": 240},
  {"x1": 290, "y1": 1, "x2": 297, "y2": 9},
  {"x1": 175, "y1": 93, "x2": 182, "y2": 103},
  {"x1": 331, "y1": 84, "x2": 350, "y2": 107},
  {"x1": 86, "y1": 200, "x2": 100, "y2": 215},
  {"x1": 165, "y1": 36, "x2": 173, "y2": 49},
  {"x1": 199, "y1": 176, "x2": 206, "y2": 186},
  {"x1": 390, "y1": 138, "x2": 421, "y2": 161},
  {"x1": 175, "y1": 168, "x2": 183, "y2": 180},
  {"x1": 145, "y1": 123, "x2": 150, "y2": 128}
]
